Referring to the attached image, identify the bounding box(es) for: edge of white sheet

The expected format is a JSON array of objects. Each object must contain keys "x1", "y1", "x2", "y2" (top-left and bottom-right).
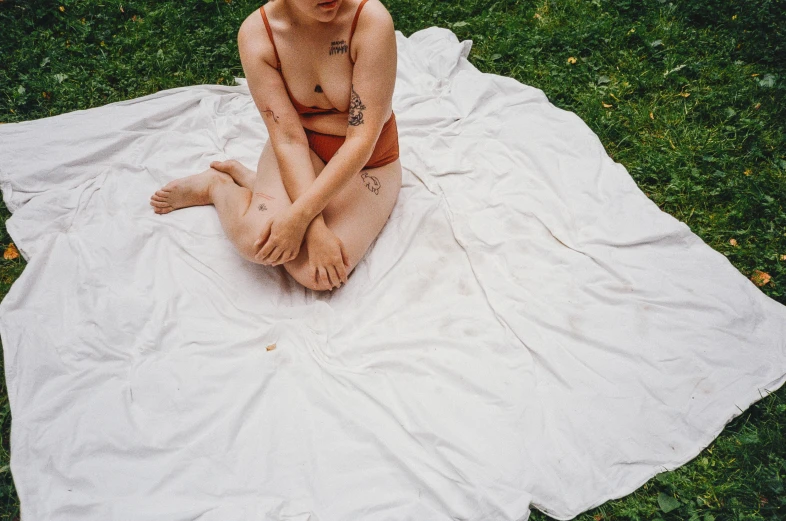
[{"x1": 1, "y1": 27, "x2": 785, "y2": 521}]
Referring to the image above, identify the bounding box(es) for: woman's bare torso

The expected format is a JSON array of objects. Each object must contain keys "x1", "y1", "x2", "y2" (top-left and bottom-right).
[{"x1": 261, "y1": 0, "x2": 375, "y2": 137}]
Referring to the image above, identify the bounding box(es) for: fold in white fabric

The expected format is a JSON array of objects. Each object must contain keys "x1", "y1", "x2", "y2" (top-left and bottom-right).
[{"x1": 1, "y1": 28, "x2": 785, "y2": 521}]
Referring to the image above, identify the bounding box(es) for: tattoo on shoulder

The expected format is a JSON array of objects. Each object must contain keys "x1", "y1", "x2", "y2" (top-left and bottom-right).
[
  {"x1": 361, "y1": 172, "x2": 380, "y2": 195},
  {"x1": 348, "y1": 85, "x2": 366, "y2": 127},
  {"x1": 330, "y1": 40, "x2": 348, "y2": 56},
  {"x1": 261, "y1": 108, "x2": 280, "y2": 123}
]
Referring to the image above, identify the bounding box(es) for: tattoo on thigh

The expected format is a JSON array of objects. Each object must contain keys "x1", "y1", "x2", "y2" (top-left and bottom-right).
[
  {"x1": 330, "y1": 40, "x2": 348, "y2": 56},
  {"x1": 348, "y1": 85, "x2": 366, "y2": 126},
  {"x1": 361, "y1": 172, "x2": 380, "y2": 195},
  {"x1": 258, "y1": 203, "x2": 268, "y2": 211}
]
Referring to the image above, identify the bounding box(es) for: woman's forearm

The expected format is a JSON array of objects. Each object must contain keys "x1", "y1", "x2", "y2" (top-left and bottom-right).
[
  {"x1": 273, "y1": 141, "x2": 319, "y2": 203},
  {"x1": 291, "y1": 136, "x2": 375, "y2": 224}
]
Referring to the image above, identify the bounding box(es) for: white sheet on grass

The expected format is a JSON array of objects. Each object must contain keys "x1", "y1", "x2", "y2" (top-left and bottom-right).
[{"x1": 1, "y1": 28, "x2": 785, "y2": 521}]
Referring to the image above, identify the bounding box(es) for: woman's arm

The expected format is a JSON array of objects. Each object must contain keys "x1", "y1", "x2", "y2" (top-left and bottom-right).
[
  {"x1": 288, "y1": 2, "x2": 397, "y2": 225},
  {"x1": 237, "y1": 14, "x2": 323, "y2": 215}
]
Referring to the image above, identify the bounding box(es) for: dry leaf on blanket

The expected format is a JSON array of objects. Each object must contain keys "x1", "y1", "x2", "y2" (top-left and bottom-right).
[
  {"x1": 3, "y1": 243, "x2": 19, "y2": 260},
  {"x1": 266, "y1": 343, "x2": 277, "y2": 351},
  {"x1": 750, "y1": 270, "x2": 771, "y2": 287}
]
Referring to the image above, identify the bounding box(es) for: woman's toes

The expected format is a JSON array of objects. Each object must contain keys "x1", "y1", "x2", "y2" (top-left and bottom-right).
[
  {"x1": 147, "y1": 171, "x2": 215, "y2": 213},
  {"x1": 210, "y1": 159, "x2": 241, "y2": 174}
]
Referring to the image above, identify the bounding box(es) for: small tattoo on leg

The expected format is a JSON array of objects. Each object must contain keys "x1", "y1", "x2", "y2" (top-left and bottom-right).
[
  {"x1": 258, "y1": 203, "x2": 268, "y2": 211},
  {"x1": 348, "y1": 85, "x2": 366, "y2": 126},
  {"x1": 361, "y1": 172, "x2": 380, "y2": 195},
  {"x1": 329, "y1": 40, "x2": 348, "y2": 55}
]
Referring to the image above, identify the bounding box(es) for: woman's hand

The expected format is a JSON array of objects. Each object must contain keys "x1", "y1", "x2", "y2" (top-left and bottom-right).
[
  {"x1": 304, "y1": 222, "x2": 350, "y2": 290},
  {"x1": 254, "y1": 206, "x2": 310, "y2": 266}
]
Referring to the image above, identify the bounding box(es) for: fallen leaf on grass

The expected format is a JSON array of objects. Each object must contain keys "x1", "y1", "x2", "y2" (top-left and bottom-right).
[
  {"x1": 3, "y1": 243, "x2": 19, "y2": 260},
  {"x1": 729, "y1": 238, "x2": 738, "y2": 246},
  {"x1": 754, "y1": 102, "x2": 761, "y2": 110},
  {"x1": 780, "y1": 254, "x2": 786, "y2": 261},
  {"x1": 679, "y1": 91, "x2": 690, "y2": 98},
  {"x1": 744, "y1": 169, "x2": 752, "y2": 176},
  {"x1": 265, "y1": 343, "x2": 277, "y2": 352},
  {"x1": 750, "y1": 270, "x2": 771, "y2": 287},
  {"x1": 649, "y1": 112, "x2": 654, "y2": 120},
  {"x1": 602, "y1": 102, "x2": 613, "y2": 108},
  {"x1": 567, "y1": 56, "x2": 577, "y2": 64}
]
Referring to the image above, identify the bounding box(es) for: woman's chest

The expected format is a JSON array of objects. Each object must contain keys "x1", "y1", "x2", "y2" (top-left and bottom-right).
[{"x1": 276, "y1": 32, "x2": 355, "y2": 111}]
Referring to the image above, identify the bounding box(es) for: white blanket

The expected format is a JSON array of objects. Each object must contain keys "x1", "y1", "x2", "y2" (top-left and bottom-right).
[{"x1": 1, "y1": 28, "x2": 785, "y2": 521}]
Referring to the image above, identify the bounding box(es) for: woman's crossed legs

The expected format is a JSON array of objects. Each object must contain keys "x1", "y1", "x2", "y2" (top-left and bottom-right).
[{"x1": 150, "y1": 140, "x2": 402, "y2": 291}]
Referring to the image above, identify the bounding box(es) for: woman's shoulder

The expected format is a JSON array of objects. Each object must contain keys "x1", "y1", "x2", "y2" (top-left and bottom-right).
[
  {"x1": 350, "y1": 0, "x2": 395, "y2": 59},
  {"x1": 354, "y1": 0, "x2": 394, "y2": 32},
  {"x1": 237, "y1": 7, "x2": 278, "y2": 70}
]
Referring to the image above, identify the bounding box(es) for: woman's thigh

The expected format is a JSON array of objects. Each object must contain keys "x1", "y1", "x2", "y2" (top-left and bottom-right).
[
  {"x1": 320, "y1": 159, "x2": 402, "y2": 271},
  {"x1": 225, "y1": 141, "x2": 324, "y2": 261},
  {"x1": 256, "y1": 142, "x2": 401, "y2": 289}
]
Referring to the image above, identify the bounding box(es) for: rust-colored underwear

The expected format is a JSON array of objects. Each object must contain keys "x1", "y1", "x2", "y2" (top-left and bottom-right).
[{"x1": 259, "y1": 0, "x2": 400, "y2": 169}]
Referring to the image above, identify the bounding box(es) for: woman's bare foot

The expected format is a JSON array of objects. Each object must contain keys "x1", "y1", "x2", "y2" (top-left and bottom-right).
[
  {"x1": 150, "y1": 168, "x2": 225, "y2": 214},
  {"x1": 210, "y1": 159, "x2": 257, "y2": 190}
]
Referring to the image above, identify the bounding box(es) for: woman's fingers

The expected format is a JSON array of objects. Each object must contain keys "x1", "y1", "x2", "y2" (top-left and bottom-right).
[
  {"x1": 339, "y1": 239, "x2": 350, "y2": 269},
  {"x1": 328, "y1": 265, "x2": 342, "y2": 289},
  {"x1": 258, "y1": 241, "x2": 276, "y2": 262},
  {"x1": 267, "y1": 247, "x2": 284, "y2": 266},
  {"x1": 317, "y1": 266, "x2": 330, "y2": 290},
  {"x1": 254, "y1": 220, "x2": 273, "y2": 257},
  {"x1": 337, "y1": 240, "x2": 349, "y2": 283}
]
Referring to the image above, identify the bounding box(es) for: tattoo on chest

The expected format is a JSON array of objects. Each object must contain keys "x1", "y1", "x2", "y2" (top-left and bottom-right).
[
  {"x1": 330, "y1": 40, "x2": 349, "y2": 55},
  {"x1": 348, "y1": 85, "x2": 366, "y2": 126},
  {"x1": 315, "y1": 84, "x2": 323, "y2": 93},
  {"x1": 361, "y1": 172, "x2": 380, "y2": 195}
]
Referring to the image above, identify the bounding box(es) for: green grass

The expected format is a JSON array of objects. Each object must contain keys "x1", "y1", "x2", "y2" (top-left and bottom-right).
[{"x1": 1, "y1": 0, "x2": 785, "y2": 519}]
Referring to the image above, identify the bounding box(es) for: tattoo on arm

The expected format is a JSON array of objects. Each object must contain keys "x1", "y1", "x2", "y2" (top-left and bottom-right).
[
  {"x1": 348, "y1": 85, "x2": 366, "y2": 126},
  {"x1": 361, "y1": 172, "x2": 380, "y2": 195},
  {"x1": 329, "y1": 40, "x2": 348, "y2": 55},
  {"x1": 261, "y1": 108, "x2": 280, "y2": 123}
]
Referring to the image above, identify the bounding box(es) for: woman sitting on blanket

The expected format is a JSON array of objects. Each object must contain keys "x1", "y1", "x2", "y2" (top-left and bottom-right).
[{"x1": 149, "y1": 0, "x2": 400, "y2": 291}]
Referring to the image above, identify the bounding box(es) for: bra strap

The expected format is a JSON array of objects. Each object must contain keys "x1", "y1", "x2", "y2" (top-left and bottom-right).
[
  {"x1": 259, "y1": 5, "x2": 281, "y2": 70},
  {"x1": 348, "y1": 0, "x2": 369, "y2": 62}
]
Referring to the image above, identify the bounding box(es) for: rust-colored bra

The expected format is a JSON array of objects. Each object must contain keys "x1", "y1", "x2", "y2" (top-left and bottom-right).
[{"x1": 259, "y1": 0, "x2": 399, "y2": 169}]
